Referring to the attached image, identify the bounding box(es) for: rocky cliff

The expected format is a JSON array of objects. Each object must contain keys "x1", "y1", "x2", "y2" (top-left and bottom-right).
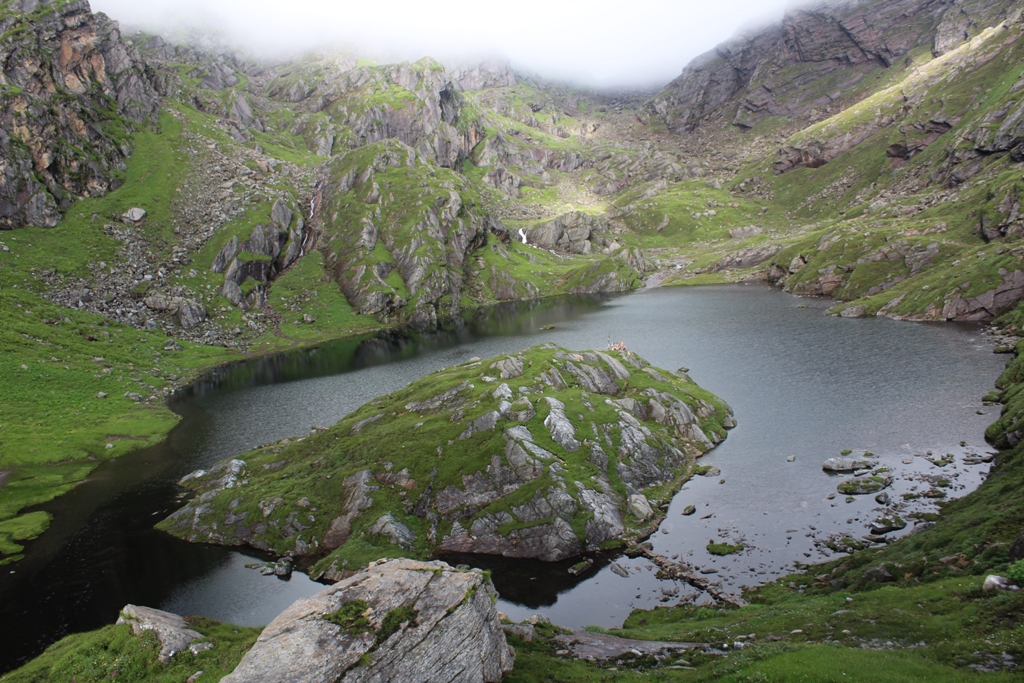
[
  {"x1": 0, "y1": 0, "x2": 158, "y2": 229},
  {"x1": 159, "y1": 344, "x2": 733, "y2": 572},
  {"x1": 647, "y1": 0, "x2": 1018, "y2": 135}
]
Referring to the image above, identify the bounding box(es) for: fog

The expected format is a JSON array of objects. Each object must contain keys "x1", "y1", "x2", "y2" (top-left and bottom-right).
[{"x1": 89, "y1": 0, "x2": 808, "y2": 89}]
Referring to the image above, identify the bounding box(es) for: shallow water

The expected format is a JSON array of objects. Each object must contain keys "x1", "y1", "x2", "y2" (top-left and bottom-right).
[{"x1": 0, "y1": 285, "x2": 1005, "y2": 669}]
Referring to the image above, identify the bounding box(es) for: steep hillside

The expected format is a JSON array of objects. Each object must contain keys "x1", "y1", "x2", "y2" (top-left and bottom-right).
[{"x1": 0, "y1": 0, "x2": 158, "y2": 229}]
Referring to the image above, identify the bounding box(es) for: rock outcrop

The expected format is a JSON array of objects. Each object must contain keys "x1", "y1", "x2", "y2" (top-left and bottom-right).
[
  {"x1": 116, "y1": 605, "x2": 211, "y2": 664},
  {"x1": 221, "y1": 558, "x2": 514, "y2": 683},
  {"x1": 211, "y1": 198, "x2": 316, "y2": 311},
  {"x1": 646, "y1": 0, "x2": 1017, "y2": 135},
  {"x1": 318, "y1": 139, "x2": 507, "y2": 325},
  {"x1": 0, "y1": 0, "x2": 159, "y2": 229},
  {"x1": 160, "y1": 345, "x2": 733, "y2": 571}
]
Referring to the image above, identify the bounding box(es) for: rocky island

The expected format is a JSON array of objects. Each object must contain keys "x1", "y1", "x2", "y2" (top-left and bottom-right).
[{"x1": 160, "y1": 344, "x2": 734, "y2": 576}]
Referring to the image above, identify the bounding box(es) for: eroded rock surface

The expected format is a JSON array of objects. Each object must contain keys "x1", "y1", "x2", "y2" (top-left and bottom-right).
[{"x1": 221, "y1": 558, "x2": 514, "y2": 683}]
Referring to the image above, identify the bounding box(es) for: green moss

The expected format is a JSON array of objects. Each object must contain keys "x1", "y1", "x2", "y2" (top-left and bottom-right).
[
  {"x1": 325, "y1": 599, "x2": 373, "y2": 635},
  {"x1": 706, "y1": 542, "x2": 744, "y2": 556},
  {"x1": 374, "y1": 606, "x2": 418, "y2": 649}
]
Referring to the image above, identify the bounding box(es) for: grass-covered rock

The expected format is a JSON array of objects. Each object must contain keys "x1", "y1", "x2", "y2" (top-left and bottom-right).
[{"x1": 159, "y1": 344, "x2": 733, "y2": 573}]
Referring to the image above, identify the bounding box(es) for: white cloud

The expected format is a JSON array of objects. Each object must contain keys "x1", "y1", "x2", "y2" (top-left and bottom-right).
[{"x1": 90, "y1": 0, "x2": 797, "y2": 88}]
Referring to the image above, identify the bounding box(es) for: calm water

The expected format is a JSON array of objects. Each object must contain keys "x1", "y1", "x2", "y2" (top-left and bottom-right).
[{"x1": 0, "y1": 285, "x2": 1005, "y2": 670}]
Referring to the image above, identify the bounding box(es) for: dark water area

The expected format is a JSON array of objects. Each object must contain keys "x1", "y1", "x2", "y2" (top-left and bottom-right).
[{"x1": 0, "y1": 285, "x2": 1006, "y2": 671}]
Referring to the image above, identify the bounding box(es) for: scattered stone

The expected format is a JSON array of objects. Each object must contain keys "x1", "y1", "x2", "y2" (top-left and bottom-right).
[
  {"x1": 609, "y1": 561, "x2": 630, "y2": 578},
  {"x1": 553, "y1": 630, "x2": 705, "y2": 662}
]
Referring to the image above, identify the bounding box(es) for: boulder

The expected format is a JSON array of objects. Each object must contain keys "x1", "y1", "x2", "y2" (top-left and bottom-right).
[
  {"x1": 869, "y1": 516, "x2": 906, "y2": 535},
  {"x1": 983, "y1": 575, "x2": 1020, "y2": 592},
  {"x1": 116, "y1": 605, "x2": 209, "y2": 664},
  {"x1": 368, "y1": 513, "x2": 417, "y2": 549},
  {"x1": 221, "y1": 559, "x2": 514, "y2": 683},
  {"x1": 627, "y1": 494, "x2": 654, "y2": 521},
  {"x1": 863, "y1": 564, "x2": 893, "y2": 583},
  {"x1": 122, "y1": 207, "x2": 147, "y2": 223},
  {"x1": 1010, "y1": 529, "x2": 1024, "y2": 561},
  {"x1": 838, "y1": 475, "x2": 893, "y2": 495},
  {"x1": 822, "y1": 457, "x2": 871, "y2": 472}
]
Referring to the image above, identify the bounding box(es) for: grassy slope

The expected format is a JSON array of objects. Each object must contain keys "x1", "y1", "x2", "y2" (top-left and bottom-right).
[
  {"x1": 0, "y1": 618, "x2": 260, "y2": 683},
  {"x1": 0, "y1": 112, "x2": 240, "y2": 563}
]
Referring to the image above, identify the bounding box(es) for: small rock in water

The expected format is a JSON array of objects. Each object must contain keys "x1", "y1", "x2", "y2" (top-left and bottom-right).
[
  {"x1": 682, "y1": 505, "x2": 696, "y2": 516},
  {"x1": 786, "y1": 456, "x2": 796, "y2": 462}
]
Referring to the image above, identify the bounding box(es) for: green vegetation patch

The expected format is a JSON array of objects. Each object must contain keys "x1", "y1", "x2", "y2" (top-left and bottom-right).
[
  {"x1": 706, "y1": 542, "x2": 744, "y2": 556},
  {"x1": 0, "y1": 618, "x2": 259, "y2": 683}
]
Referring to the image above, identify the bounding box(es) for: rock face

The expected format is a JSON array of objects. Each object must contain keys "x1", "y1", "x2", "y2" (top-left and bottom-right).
[
  {"x1": 0, "y1": 0, "x2": 159, "y2": 229},
  {"x1": 221, "y1": 558, "x2": 514, "y2": 683},
  {"x1": 211, "y1": 198, "x2": 316, "y2": 311},
  {"x1": 266, "y1": 56, "x2": 486, "y2": 169},
  {"x1": 160, "y1": 344, "x2": 733, "y2": 571},
  {"x1": 647, "y1": 0, "x2": 1017, "y2": 135}
]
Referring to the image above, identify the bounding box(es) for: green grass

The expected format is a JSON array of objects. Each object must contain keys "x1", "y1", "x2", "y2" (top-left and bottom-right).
[
  {"x1": 0, "y1": 109, "x2": 247, "y2": 562},
  {"x1": 0, "y1": 618, "x2": 259, "y2": 683}
]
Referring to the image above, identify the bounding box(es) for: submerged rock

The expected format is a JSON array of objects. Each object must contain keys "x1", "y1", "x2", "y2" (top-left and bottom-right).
[
  {"x1": 838, "y1": 475, "x2": 893, "y2": 495},
  {"x1": 161, "y1": 345, "x2": 733, "y2": 570},
  {"x1": 221, "y1": 558, "x2": 513, "y2": 683}
]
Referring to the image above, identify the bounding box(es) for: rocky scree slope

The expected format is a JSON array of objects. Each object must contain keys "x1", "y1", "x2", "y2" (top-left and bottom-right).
[
  {"x1": 0, "y1": 0, "x2": 159, "y2": 229},
  {"x1": 159, "y1": 344, "x2": 733, "y2": 575}
]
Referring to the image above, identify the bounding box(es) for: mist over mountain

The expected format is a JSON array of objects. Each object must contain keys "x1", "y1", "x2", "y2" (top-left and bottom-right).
[{"x1": 90, "y1": 0, "x2": 798, "y2": 88}]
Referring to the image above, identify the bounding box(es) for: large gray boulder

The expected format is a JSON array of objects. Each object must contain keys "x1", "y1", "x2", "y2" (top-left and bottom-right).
[
  {"x1": 116, "y1": 605, "x2": 210, "y2": 664},
  {"x1": 222, "y1": 558, "x2": 514, "y2": 683}
]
